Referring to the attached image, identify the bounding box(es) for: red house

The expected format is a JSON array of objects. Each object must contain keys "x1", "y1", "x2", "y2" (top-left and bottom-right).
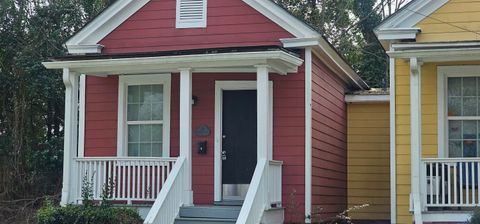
[{"x1": 43, "y1": 0, "x2": 369, "y2": 223}]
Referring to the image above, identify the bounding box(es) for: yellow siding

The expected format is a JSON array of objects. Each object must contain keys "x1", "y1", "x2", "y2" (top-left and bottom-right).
[
  {"x1": 416, "y1": 0, "x2": 480, "y2": 42},
  {"x1": 394, "y1": 60, "x2": 480, "y2": 223},
  {"x1": 347, "y1": 103, "x2": 390, "y2": 221}
]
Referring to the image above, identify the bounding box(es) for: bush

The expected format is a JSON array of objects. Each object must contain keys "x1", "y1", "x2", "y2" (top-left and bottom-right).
[
  {"x1": 470, "y1": 208, "x2": 480, "y2": 224},
  {"x1": 37, "y1": 200, "x2": 143, "y2": 224}
]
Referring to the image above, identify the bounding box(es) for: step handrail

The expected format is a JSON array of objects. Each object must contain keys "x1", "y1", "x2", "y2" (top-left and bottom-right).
[
  {"x1": 144, "y1": 157, "x2": 186, "y2": 224},
  {"x1": 236, "y1": 158, "x2": 268, "y2": 224}
]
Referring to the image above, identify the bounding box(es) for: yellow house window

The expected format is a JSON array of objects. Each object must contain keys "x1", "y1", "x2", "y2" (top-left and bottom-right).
[{"x1": 447, "y1": 77, "x2": 480, "y2": 157}]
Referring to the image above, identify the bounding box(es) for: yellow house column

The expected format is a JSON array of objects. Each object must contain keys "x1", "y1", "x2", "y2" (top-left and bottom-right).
[{"x1": 410, "y1": 57, "x2": 423, "y2": 223}]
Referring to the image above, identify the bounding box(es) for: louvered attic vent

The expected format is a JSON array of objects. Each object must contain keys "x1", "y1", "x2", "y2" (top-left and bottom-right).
[{"x1": 176, "y1": 0, "x2": 207, "y2": 28}]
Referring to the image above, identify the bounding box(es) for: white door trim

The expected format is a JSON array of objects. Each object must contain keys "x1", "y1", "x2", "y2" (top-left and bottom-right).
[{"x1": 213, "y1": 80, "x2": 273, "y2": 202}]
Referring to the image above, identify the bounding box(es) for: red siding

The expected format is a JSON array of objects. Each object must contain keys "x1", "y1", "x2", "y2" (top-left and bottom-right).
[
  {"x1": 84, "y1": 76, "x2": 119, "y2": 157},
  {"x1": 311, "y1": 55, "x2": 348, "y2": 219},
  {"x1": 99, "y1": 0, "x2": 294, "y2": 54}
]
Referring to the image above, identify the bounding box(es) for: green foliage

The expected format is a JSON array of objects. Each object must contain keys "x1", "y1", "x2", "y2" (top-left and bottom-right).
[
  {"x1": 274, "y1": 0, "x2": 392, "y2": 88},
  {"x1": 36, "y1": 202, "x2": 143, "y2": 224},
  {"x1": 469, "y1": 208, "x2": 480, "y2": 224}
]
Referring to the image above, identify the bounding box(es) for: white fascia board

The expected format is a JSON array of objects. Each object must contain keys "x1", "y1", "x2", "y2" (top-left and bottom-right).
[
  {"x1": 282, "y1": 37, "x2": 369, "y2": 90},
  {"x1": 388, "y1": 47, "x2": 480, "y2": 62},
  {"x1": 242, "y1": 0, "x2": 320, "y2": 38},
  {"x1": 66, "y1": 44, "x2": 104, "y2": 54},
  {"x1": 374, "y1": 28, "x2": 420, "y2": 41},
  {"x1": 66, "y1": 0, "x2": 150, "y2": 54},
  {"x1": 43, "y1": 51, "x2": 304, "y2": 75},
  {"x1": 392, "y1": 41, "x2": 480, "y2": 51},
  {"x1": 376, "y1": 0, "x2": 448, "y2": 31},
  {"x1": 345, "y1": 94, "x2": 390, "y2": 104}
]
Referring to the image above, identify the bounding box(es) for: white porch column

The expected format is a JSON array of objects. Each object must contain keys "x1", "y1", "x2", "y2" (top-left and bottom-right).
[
  {"x1": 256, "y1": 65, "x2": 270, "y2": 160},
  {"x1": 410, "y1": 57, "x2": 423, "y2": 223},
  {"x1": 179, "y1": 68, "x2": 193, "y2": 206},
  {"x1": 61, "y1": 68, "x2": 79, "y2": 206}
]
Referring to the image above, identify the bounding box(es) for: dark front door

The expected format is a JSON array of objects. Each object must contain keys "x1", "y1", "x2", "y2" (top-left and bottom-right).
[{"x1": 221, "y1": 90, "x2": 257, "y2": 200}]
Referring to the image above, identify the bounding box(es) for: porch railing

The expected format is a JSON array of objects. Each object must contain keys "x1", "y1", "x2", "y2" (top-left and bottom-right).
[
  {"x1": 236, "y1": 159, "x2": 283, "y2": 224},
  {"x1": 74, "y1": 157, "x2": 177, "y2": 203},
  {"x1": 422, "y1": 158, "x2": 480, "y2": 208}
]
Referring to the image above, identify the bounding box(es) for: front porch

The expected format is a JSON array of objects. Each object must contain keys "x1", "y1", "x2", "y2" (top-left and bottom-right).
[{"x1": 44, "y1": 47, "x2": 303, "y2": 224}]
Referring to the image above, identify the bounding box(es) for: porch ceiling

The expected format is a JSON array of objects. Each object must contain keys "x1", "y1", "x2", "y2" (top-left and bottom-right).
[{"x1": 42, "y1": 50, "x2": 304, "y2": 75}]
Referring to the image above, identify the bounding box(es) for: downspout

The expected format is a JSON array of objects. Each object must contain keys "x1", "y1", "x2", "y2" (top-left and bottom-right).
[
  {"x1": 305, "y1": 47, "x2": 313, "y2": 223},
  {"x1": 389, "y1": 56, "x2": 397, "y2": 223}
]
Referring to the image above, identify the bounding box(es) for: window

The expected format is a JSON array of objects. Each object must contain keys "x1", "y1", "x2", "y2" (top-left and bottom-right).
[
  {"x1": 446, "y1": 76, "x2": 480, "y2": 158},
  {"x1": 176, "y1": 0, "x2": 207, "y2": 28},
  {"x1": 118, "y1": 75, "x2": 171, "y2": 157}
]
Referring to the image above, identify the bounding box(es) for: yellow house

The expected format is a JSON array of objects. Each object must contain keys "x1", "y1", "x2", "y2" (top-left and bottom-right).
[{"x1": 376, "y1": 0, "x2": 480, "y2": 223}]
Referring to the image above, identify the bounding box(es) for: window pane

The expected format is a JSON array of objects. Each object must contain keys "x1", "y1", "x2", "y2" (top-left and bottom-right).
[
  {"x1": 152, "y1": 103, "x2": 163, "y2": 120},
  {"x1": 128, "y1": 125, "x2": 140, "y2": 142},
  {"x1": 449, "y1": 120, "x2": 462, "y2": 139},
  {"x1": 128, "y1": 86, "x2": 140, "y2": 103},
  {"x1": 127, "y1": 104, "x2": 139, "y2": 121},
  {"x1": 463, "y1": 97, "x2": 477, "y2": 116},
  {"x1": 127, "y1": 84, "x2": 163, "y2": 122},
  {"x1": 138, "y1": 103, "x2": 152, "y2": 121},
  {"x1": 140, "y1": 125, "x2": 152, "y2": 142},
  {"x1": 449, "y1": 141, "x2": 462, "y2": 158},
  {"x1": 464, "y1": 140, "x2": 477, "y2": 157},
  {"x1": 448, "y1": 97, "x2": 462, "y2": 116},
  {"x1": 463, "y1": 120, "x2": 477, "y2": 139},
  {"x1": 139, "y1": 143, "x2": 152, "y2": 157},
  {"x1": 128, "y1": 143, "x2": 139, "y2": 157},
  {"x1": 152, "y1": 85, "x2": 164, "y2": 103},
  {"x1": 152, "y1": 143, "x2": 163, "y2": 157},
  {"x1": 152, "y1": 124, "x2": 163, "y2": 140},
  {"x1": 448, "y1": 77, "x2": 461, "y2": 97},
  {"x1": 140, "y1": 85, "x2": 153, "y2": 103},
  {"x1": 463, "y1": 77, "x2": 477, "y2": 96}
]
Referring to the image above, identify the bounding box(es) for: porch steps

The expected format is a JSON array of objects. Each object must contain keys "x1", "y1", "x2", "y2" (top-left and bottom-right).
[{"x1": 174, "y1": 205, "x2": 241, "y2": 224}]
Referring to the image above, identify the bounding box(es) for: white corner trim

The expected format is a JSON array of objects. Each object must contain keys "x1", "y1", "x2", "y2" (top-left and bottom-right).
[
  {"x1": 437, "y1": 67, "x2": 446, "y2": 158},
  {"x1": 116, "y1": 74, "x2": 171, "y2": 157},
  {"x1": 78, "y1": 74, "x2": 86, "y2": 158},
  {"x1": 66, "y1": 0, "x2": 150, "y2": 54},
  {"x1": 176, "y1": 0, "x2": 208, "y2": 28},
  {"x1": 242, "y1": 0, "x2": 319, "y2": 38},
  {"x1": 213, "y1": 80, "x2": 273, "y2": 202},
  {"x1": 345, "y1": 94, "x2": 389, "y2": 103},
  {"x1": 304, "y1": 47, "x2": 312, "y2": 223},
  {"x1": 376, "y1": 0, "x2": 448, "y2": 32},
  {"x1": 389, "y1": 57, "x2": 397, "y2": 223},
  {"x1": 374, "y1": 28, "x2": 420, "y2": 41}
]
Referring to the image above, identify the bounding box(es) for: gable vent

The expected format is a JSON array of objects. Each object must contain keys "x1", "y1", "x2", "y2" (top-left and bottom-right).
[{"x1": 176, "y1": 0, "x2": 207, "y2": 28}]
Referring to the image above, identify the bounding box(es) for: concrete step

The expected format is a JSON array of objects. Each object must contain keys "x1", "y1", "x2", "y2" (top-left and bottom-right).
[
  {"x1": 214, "y1": 200, "x2": 244, "y2": 206},
  {"x1": 174, "y1": 217, "x2": 237, "y2": 224},
  {"x1": 179, "y1": 206, "x2": 241, "y2": 219}
]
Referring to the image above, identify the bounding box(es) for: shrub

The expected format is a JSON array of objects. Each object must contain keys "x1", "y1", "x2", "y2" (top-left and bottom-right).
[
  {"x1": 469, "y1": 208, "x2": 480, "y2": 224},
  {"x1": 37, "y1": 200, "x2": 143, "y2": 224}
]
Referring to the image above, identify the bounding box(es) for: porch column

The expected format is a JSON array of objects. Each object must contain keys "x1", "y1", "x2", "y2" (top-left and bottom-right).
[
  {"x1": 256, "y1": 65, "x2": 270, "y2": 160},
  {"x1": 410, "y1": 57, "x2": 423, "y2": 223},
  {"x1": 179, "y1": 68, "x2": 193, "y2": 206},
  {"x1": 61, "y1": 68, "x2": 79, "y2": 206}
]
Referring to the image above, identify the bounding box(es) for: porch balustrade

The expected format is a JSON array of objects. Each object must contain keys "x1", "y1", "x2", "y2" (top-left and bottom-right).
[
  {"x1": 422, "y1": 158, "x2": 480, "y2": 209},
  {"x1": 74, "y1": 157, "x2": 177, "y2": 203}
]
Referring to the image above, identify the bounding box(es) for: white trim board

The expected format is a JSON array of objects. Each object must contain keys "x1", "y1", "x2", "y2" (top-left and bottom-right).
[
  {"x1": 213, "y1": 81, "x2": 273, "y2": 202},
  {"x1": 117, "y1": 74, "x2": 171, "y2": 157},
  {"x1": 65, "y1": 0, "x2": 319, "y2": 54},
  {"x1": 345, "y1": 94, "x2": 389, "y2": 104},
  {"x1": 78, "y1": 75, "x2": 86, "y2": 158},
  {"x1": 389, "y1": 57, "x2": 396, "y2": 223},
  {"x1": 304, "y1": 47, "x2": 312, "y2": 223}
]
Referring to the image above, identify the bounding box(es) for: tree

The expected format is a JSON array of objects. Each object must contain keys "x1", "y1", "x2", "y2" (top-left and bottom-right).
[{"x1": 274, "y1": 0, "x2": 411, "y2": 88}]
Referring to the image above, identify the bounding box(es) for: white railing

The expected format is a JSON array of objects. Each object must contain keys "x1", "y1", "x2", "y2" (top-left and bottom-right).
[
  {"x1": 268, "y1": 160, "x2": 283, "y2": 207},
  {"x1": 74, "y1": 157, "x2": 176, "y2": 203},
  {"x1": 144, "y1": 157, "x2": 186, "y2": 224},
  {"x1": 422, "y1": 158, "x2": 480, "y2": 208},
  {"x1": 237, "y1": 159, "x2": 283, "y2": 224}
]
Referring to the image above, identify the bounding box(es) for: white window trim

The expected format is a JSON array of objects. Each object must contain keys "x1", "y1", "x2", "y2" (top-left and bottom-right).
[
  {"x1": 117, "y1": 74, "x2": 171, "y2": 157},
  {"x1": 438, "y1": 66, "x2": 480, "y2": 158},
  {"x1": 176, "y1": 0, "x2": 208, "y2": 29}
]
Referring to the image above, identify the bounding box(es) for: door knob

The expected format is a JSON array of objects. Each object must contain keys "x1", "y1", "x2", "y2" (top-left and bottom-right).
[{"x1": 222, "y1": 150, "x2": 227, "y2": 160}]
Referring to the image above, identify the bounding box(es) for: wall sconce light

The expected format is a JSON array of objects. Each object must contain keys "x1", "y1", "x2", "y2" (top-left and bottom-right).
[{"x1": 192, "y1": 96, "x2": 198, "y2": 106}]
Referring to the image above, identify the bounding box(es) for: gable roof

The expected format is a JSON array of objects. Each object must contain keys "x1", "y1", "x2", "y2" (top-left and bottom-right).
[
  {"x1": 66, "y1": 0, "x2": 321, "y2": 54},
  {"x1": 375, "y1": 0, "x2": 448, "y2": 40}
]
